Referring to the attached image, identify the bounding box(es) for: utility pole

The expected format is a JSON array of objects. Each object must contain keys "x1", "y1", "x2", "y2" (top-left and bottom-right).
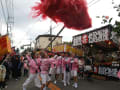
[
  {"x1": 45, "y1": 26, "x2": 65, "y2": 50},
  {"x1": 30, "y1": 42, "x2": 32, "y2": 51},
  {"x1": 50, "y1": 23, "x2": 52, "y2": 52},
  {"x1": 7, "y1": 16, "x2": 9, "y2": 35}
]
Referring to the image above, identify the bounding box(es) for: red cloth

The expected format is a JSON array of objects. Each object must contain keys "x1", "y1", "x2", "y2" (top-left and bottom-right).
[{"x1": 32, "y1": 0, "x2": 92, "y2": 30}]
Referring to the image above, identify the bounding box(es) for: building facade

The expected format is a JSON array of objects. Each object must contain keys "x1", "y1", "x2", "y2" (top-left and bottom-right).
[{"x1": 35, "y1": 34, "x2": 62, "y2": 49}]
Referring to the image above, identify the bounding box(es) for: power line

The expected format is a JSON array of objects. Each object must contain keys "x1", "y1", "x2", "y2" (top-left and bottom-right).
[
  {"x1": 0, "y1": 0, "x2": 7, "y2": 24},
  {"x1": 0, "y1": 18, "x2": 2, "y2": 34},
  {"x1": 88, "y1": 0, "x2": 101, "y2": 7},
  {"x1": 88, "y1": 0, "x2": 97, "y2": 5},
  {"x1": 5, "y1": 0, "x2": 9, "y2": 19},
  {"x1": 0, "y1": 7, "x2": 3, "y2": 34}
]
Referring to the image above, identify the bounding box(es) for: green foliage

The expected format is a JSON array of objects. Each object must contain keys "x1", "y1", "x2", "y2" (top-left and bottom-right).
[
  {"x1": 109, "y1": 18, "x2": 113, "y2": 23},
  {"x1": 113, "y1": 21, "x2": 120, "y2": 36},
  {"x1": 63, "y1": 41, "x2": 72, "y2": 45},
  {"x1": 99, "y1": 3, "x2": 120, "y2": 36}
]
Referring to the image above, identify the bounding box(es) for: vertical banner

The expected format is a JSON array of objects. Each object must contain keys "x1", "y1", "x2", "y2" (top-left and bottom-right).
[{"x1": 0, "y1": 35, "x2": 11, "y2": 57}]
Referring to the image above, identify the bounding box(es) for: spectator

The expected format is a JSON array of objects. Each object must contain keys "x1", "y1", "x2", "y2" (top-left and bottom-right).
[
  {"x1": 18, "y1": 56, "x2": 24, "y2": 78},
  {"x1": 0, "y1": 55, "x2": 7, "y2": 89},
  {"x1": 11, "y1": 55, "x2": 20, "y2": 80}
]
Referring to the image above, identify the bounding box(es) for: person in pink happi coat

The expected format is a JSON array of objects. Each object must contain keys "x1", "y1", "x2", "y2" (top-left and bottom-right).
[
  {"x1": 70, "y1": 54, "x2": 79, "y2": 88},
  {"x1": 39, "y1": 51, "x2": 51, "y2": 90},
  {"x1": 54, "y1": 54, "x2": 63, "y2": 84},
  {"x1": 22, "y1": 52, "x2": 41, "y2": 90},
  {"x1": 62, "y1": 53, "x2": 71, "y2": 86},
  {"x1": 49, "y1": 55, "x2": 58, "y2": 80}
]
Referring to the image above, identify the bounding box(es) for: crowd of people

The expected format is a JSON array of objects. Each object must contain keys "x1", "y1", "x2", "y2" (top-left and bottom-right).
[
  {"x1": 0, "y1": 50, "x2": 94, "y2": 90},
  {"x1": 22, "y1": 50, "x2": 93, "y2": 90}
]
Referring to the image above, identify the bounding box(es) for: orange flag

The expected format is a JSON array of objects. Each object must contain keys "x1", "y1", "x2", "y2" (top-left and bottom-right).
[{"x1": 0, "y1": 35, "x2": 11, "y2": 57}]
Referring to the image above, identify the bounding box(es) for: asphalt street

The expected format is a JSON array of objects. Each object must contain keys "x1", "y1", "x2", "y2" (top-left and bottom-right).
[{"x1": 2, "y1": 76, "x2": 120, "y2": 90}]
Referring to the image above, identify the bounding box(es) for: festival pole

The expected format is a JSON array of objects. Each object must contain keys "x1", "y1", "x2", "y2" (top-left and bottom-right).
[{"x1": 45, "y1": 26, "x2": 65, "y2": 50}]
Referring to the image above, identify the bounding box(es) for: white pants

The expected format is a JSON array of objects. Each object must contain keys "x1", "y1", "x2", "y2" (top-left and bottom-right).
[
  {"x1": 64, "y1": 71, "x2": 70, "y2": 84},
  {"x1": 41, "y1": 73, "x2": 51, "y2": 84},
  {"x1": 49, "y1": 68, "x2": 56, "y2": 75},
  {"x1": 71, "y1": 70, "x2": 77, "y2": 77},
  {"x1": 56, "y1": 67, "x2": 61, "y2": 74},
  {"x1": 23, "y1": 73, "x2": 41, "y2": 89},
  {"x1": 56, "y1": 66, "x2": 63, "y2": 74}
]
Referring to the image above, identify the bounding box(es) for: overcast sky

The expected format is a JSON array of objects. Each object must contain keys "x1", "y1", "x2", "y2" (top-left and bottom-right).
[{"x1": 0, "y1": 0, "x2": 120, "y2": 49}]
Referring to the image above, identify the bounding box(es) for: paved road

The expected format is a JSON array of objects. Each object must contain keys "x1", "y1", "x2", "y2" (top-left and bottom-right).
[{"x1": 2, "y1": 76, "x2": 120, "y2": 90}]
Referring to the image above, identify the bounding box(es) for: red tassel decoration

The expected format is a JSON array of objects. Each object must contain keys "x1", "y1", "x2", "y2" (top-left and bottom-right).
[{"x1": 32, "y1": 0, "x2": 92, "y2": 30}]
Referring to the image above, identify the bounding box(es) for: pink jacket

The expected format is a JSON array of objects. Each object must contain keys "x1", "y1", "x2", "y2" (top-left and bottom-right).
[
  {"x1": 24, "y1": 63, "x2": 28, "y2": 69},
  {"x1": 26, "y1": 55, "x2": 39, "y2": 74},
  {"x1": 39, "y1": 58, "x2": 50, "y2": 74},
  {"x1": 62, "y1": 57, "x2": 71, "y2": 71},
  {"x1": 49, "y1": 58, "x2": 56, "y2": 68},
  {"x1": 56, "y1": 56, "x2": 63, "y2": 68},
  {"x1": 71, "y1": 58, "x2": 79, "y2": 71}
]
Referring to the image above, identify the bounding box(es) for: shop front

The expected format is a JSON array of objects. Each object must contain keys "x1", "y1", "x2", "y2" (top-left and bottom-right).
[{"x1": 73, "y1": 25, "x2": 120, "y2": 80}]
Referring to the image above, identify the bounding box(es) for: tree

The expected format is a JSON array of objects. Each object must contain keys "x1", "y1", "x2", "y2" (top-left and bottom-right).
[
  {"x1": 63, "y1": 41, "x2": 72, "y2": 45},
  {"x1": 96, "y1": 1, "x2": 120, "y2": 36},
  {"x1": 112, "y1": 2, "x2": 120, "y2": 36}
]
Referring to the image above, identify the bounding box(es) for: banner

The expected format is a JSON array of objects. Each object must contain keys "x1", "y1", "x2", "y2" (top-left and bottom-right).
[
  {"x1": 0, "y1": 35, "x2": 11, "y2": 56},
  {"x1": 93, "y1": 65, "x2": 119, "y2": 78},
  {"x1": 53, "y1": 44, "x2": 83, "y2": 56},
  {"x1": 73, "y1": 25, "x2": 112, "y2": 46}
]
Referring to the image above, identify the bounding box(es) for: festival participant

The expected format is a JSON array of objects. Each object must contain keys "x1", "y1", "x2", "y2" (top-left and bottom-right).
[
  {"x1": 63, "y1": 53, "x2": 71, "y2": 86},
  {"x1": 39, "y1": 51, "x2": 51, "y2": 90},
  {"x1": 70, "y1": 54, "x2": 79, "y2": 88},
  {"x1": 22, "y1": 52, "x2": 41, "y2": 90},
  {"x1": 54, "y1": 53, "x2": 63, "y2": 84},
  {"x1": 49, "y1": 55, "x2": 57, "y2": 81},
  {"x1": 60, "y1": 53, "x2": 65, "y2": 82}
]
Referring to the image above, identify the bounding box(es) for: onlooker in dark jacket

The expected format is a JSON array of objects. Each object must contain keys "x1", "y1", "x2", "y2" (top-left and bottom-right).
[
  {"x1": 18, "y1": 56, "x2": 24, "y2": 77},
  {"x1": 11, "y1": 55, "x2": 20, "y2": 80}
]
